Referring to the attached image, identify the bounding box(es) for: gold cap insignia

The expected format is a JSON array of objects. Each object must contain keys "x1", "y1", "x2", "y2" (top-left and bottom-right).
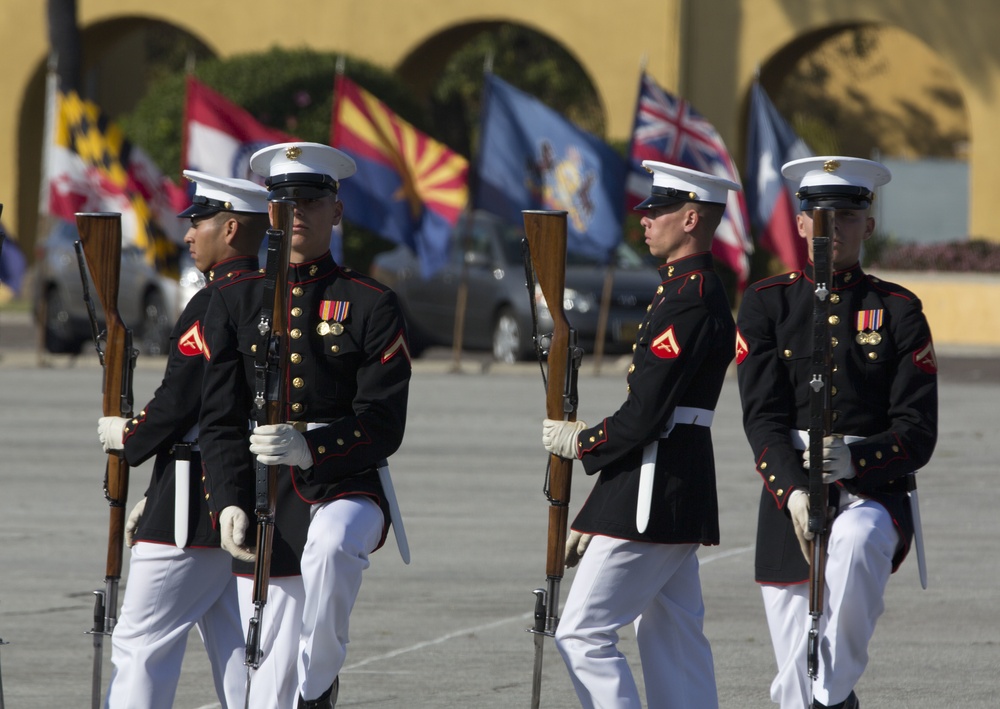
[
  {"x1": 823, "y1": 159, "x2": 841, "y2": 172},
  {"x1": 285, "y1": 146, "x2": 303, "y2": 160},
  {"x1": 688, "y1": 192, "x2": 697, "y2": 200}
]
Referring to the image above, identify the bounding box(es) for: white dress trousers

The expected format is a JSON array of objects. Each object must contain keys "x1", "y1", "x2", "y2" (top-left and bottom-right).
[
  {"x1": 761, "y1": 497, "x2": 900, "y2": 708},
  {"x1": 105, "y1": 543, "x2": 245, "y2": 709},
  {"x1": 239, "y1": 495, "x2": 384, "y2": 708},
  {"x1": 554, "y1": 535, "x2": 718, "y2": 709}
]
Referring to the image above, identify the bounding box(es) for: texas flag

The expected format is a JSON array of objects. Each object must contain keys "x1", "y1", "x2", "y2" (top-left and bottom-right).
[
  {"x1": 182, "y1": 76, "x2": 293, "y2": 181},
  {"x1": 744, "y1": 82, "x2": 812, "y2": 272}
]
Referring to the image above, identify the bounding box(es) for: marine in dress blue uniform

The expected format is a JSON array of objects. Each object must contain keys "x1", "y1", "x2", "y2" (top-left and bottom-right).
[
  {"x1": 542, "y1": 161, "x2": 738, "y2": 709},
  {"x1": 96, "y1": 171, "x2": 270, "y2": 708},
  {"x1": 197, "y1": 142, "x2": 411, "y2": 709},
  {"x1": 736, "y1": 156, "x2": 938, "y2": 709}
]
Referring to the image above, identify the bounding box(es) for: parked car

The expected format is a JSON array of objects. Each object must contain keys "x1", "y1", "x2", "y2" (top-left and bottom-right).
[
  {"x1": 370, "y1": 210, "x2": 664, "y2": 363},
  {"x1": 33, "y1": 218, "x2": 193, "y2": 356}
]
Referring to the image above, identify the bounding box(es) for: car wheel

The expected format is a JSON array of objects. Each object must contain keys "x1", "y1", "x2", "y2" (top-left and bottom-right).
[
  {"x1": 492, "y1": 308, "x2": 526, "y2": 364},
  {"x1": 139, "y1": 290, "x2": 171, "y2": 356},
  {"x1": 43, "y1": 288, "x2": 83, "y2": 354}
]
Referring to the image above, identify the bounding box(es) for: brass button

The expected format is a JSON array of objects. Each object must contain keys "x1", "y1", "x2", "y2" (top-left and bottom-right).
[
  {"x1": 291, "y1": 403, "x2": 303, "y2": 413},
  {"x1": 317, "y1": 446, "x2": 326, "y2": 454},
  {"x1": 832, "y1": 412, "x2": 839, "y2": 421},
  {"x1": 844, "y1": 273, "x2": 852, "y2": 282},
  {"x1": 831, "y1": 386, "x2": 838, "y2": 396},
  {"x1": 330, "y1": 345, "x2": 340, "y2": 353},
  {"x1": 831, "y1": 337, "x2": 839, "y2": 347},
  {"x1": 292, "y1": 286, "x2": 304, "y2": 297},
  {"x1": 868, "y1": 352, "x2": 878, "y2": 361},
  {"x1": 776, "y1": 489, "x2": 784, "y2": 497},
  {"x1": 690, "y1": 274, "x2": 697, "y2": 280},
  {"x1": 290, "y1": 353, "x2": 302, "y2": 364},
  {"x1": 892, "y1": 445, "x2": 900, "y2": 453},
  {"x1": 291, "y1": 307, "x2": 302, "y2": 317},
  {"x1": 783, "y1": 349, "x2": 792, "y2": 358},
  {"x1": 761, "y1": 462, "x2": 768, "y2": 469},
  {"x1": 875, "y1": 451, "x2": 883, "y2": 459},
  {"x1": 828, "y1": 315, "x2": 840, "y2": 325},
  {"x1": 859, "y1": 458, "x2": 867, "y2": 467},
  {"x1": 830, "y1": 293, "x2": 841, "y2": 304},
  {"x1": 291, "y1": 328, "x2": 302, "y2": 339},
  {"x1": 309, "y1": 265, "x2": 319, "y2": 276},
  {"x1": 628, "y1": 364, "x2": 635, "y2": 373},
  {"x1": 204, "y1": 493, "x2": 210, "y2": 500},
  {"x1": 292, "y1": 377, "x2": 304, "y2": 388},
  {"x1": 656, "y1": 285, "x2": 664, "y2": 294},
  {"x1": 251, "y1": 344, "x2": 257, "y2": 353},
  {"x1": 589, "y1": 436, "x2": 596, "y2": 443},
  {"x1": 646, "y1": 304, "x2": 652, "y2": 312},
  {"x1": 768, "y1": 475, "x2": 775, "y2": 482},
  {"x1": 354, "y1": 430, "x2": 362, "y2": 438},
  {"x1": 337, "y1": 439, "x2": 345, "y2": 446},
  {"x1": 788, "y1": 273, "x2": 796, "y2": 280}
]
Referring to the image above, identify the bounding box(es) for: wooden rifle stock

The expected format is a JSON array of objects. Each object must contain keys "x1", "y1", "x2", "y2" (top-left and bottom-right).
[
  {"x1": 523, "y1": 210, "x2": 580, "y2": 709},
  {"x1": 807, "y1": 207, "x2": 835, "y2": 680},
  {"x1": 76, "y1": 212, "x2": 135, "y2": 709},
  {"x1": 245, "y1": 199, "x2": 294, "y2": 676}
]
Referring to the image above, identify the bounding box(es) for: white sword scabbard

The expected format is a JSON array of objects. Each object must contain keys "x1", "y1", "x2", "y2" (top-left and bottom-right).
[
  {"x1": 909, "y1": 486, "x2": 928, "y2": 589},
  {"x1": 377, "y1": 460, "x2": 410, "y2": 564},
  {"x1": 636, "y1": 440, "x2": 658, "y2": 533},
  {"x1": 173, "y1": 444, "x2": 192, "y2": 548}
]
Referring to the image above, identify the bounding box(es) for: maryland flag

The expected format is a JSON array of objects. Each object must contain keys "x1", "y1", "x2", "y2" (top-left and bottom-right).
[
  {"x1": 331, "y1": 75, "x2": 468, "y2": 277},
  {"x1": 46, "y1": 90, "x2": 185, "y2": 273}
]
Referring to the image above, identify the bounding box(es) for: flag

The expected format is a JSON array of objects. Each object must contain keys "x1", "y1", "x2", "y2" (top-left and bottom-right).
[
  {"x1": 331, "y1": 75, "x2": 468, "y2": 277},
  {"x1": 473, "y1": 74, "x2": 625, "y2": 262},
  {"x1": 744, "y1": 81, "x2": 812, "y2": 271},
  {"x1": 0, "y1": 221, "x2": 28, "y2": 296},
  {"x1": 46, "y1": 89, "x2": 184, "y2": 272},
  {"x1": 626, "y1": 73, "x2": 752, "y2": 288},
  {"x1": 182, "y1": 75, "x2": 294, "y2": 181}
]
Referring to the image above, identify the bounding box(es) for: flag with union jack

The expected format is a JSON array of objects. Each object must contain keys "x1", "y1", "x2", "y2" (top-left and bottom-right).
[
  {"x1": 331, "y1": 75, "x2": 469, "y2": 277},
  {"x1": 626, "y1": 73, "x2": 753, "y2": 289}
]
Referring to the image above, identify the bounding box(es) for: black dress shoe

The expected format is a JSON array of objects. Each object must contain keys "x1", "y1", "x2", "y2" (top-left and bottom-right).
[
  {"x1": 813, "y1": 691, "x2": 859, "y2": 709},
  {"x1": 297, "y1": 676, "x2": 339, "y2": 708}
]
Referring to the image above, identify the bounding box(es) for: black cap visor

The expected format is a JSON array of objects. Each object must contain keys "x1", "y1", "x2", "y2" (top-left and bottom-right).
[
  {"x1": 633, "y1": 186, "x2": 694, "y2": 211},
  {"x1": 266, "y1": 173, "x2": 338, "y2": 201},
  {"x1": 797, "y1": 185, "x2": 873, "y2": 211}
]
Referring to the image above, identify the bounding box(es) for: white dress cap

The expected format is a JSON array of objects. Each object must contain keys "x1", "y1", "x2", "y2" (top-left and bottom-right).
[
  {"x1": 635, "y1": 160, "x2": 740, "y2": 211},
  {"x1": 250, "y1": 142, "x2": 356, "y2": 187},
  {"x1": 781, "y1": 156, "x2": 891, "y2": 210},
  {"x1": 179, "y1": 170, "x2": 269, "y2": 217}
]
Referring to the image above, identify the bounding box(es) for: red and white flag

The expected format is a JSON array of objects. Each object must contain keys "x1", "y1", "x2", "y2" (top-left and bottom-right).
[
  {"x1": 627, "y1": 73, "x2": 753, "y2": 290},
  {"x1": 182, "y1": 76, "x2": 294, "y2": 180}
]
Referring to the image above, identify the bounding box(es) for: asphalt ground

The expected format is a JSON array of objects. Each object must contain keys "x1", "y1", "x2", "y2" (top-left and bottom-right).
[{"x1": 0, "y1": 311, "x2": 998, "y2": 708}]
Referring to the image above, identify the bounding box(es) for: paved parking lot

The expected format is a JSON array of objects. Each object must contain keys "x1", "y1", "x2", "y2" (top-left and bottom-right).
[{"x1": 0, "y1": 309, "x2": 997, "y2": 707}]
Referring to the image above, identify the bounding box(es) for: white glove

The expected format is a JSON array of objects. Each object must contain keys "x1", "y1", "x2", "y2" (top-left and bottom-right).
[
  {"x1": 97, "y1": 416, "x2": 129, "y2": 453},
  {"x1": 801, "y1": 435, "x2": 855, "y2": 484},
  {"x1": 124, "y1": 497, "x2": 146, "y2": 548},
  {"x1": 787, "y1": 490, "x2": 812, "y2": 563},
  {"x1": 249, "y1": 423, "x2": 313, "y2": 469},
  {"x1": 542, "y1": 419, "x2": 587, "y2": 459},
  {"x1": 219, "y1": 506, "x2": 256, "y2": 562},
  {"x1": 565, "y1": 530, "x2": 593, "y2": 568}
]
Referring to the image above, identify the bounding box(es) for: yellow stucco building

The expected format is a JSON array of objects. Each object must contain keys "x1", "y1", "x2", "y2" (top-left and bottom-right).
[{"x1": 1, "y1": 0, "x2": 997, "y2": 347}]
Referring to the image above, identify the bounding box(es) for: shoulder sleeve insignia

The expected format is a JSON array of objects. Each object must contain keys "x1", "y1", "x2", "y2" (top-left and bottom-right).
[
  {"x1": 735, "y1": 329, "x2": 749, "y2": 365},
  {"x1": 651, "y1": 325, "x2": 681, "y2": 359},
  {"x1": 178, "y1": 321, "x2": 206, "y2": 357},
  {"x1": 381, "y1": 330, "x2": 412, "y2": 366},
  {"x1": 913, "y1": 337, "x2": 938, "y2": 374}
]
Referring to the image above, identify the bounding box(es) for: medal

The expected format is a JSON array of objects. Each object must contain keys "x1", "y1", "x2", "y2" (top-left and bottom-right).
[
  {"x1": 867, "y1": 330, "x2": 882, "y2": 345},
  {"x1": 856, "y1": 331, "x2": 870, "y2": 345},
  {"x1": 317, "y1": 321, "x2": 331, "y2": 336},
  {"x1": 319, "y1": 300, "x2": 350, "y2": 337},
  {"x1": 330, "y1": 322, "x2": 344, "y2": 336}
]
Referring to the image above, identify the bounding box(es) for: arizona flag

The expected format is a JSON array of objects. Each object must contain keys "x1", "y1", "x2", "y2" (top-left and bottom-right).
[
  {"x1": 46, "y1": 89, "x2": 184, "y2": 272},
  {"x1": 627, "y1": 73, "x2": 752, "y2": 289},
  {"x1": 331, "y1": 74, "x2": 468, "y2": 277},
  {"x1": 474, "y1": 73, "x2": 625, "y2": 263},
  {"x1": 744, "y1": 81, "x2": 812, "y2": 271},
  {"x1": 183, "y1": 76, "x2": 293, "y2": 181}
]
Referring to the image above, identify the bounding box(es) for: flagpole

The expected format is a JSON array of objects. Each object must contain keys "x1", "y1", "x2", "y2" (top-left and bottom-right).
[
  {"x1": 448, "y1": 56, "x2": 493, "y2": 373},
  {"x1": 36, "y1": 52, "x2": 59, "y2": 367}
]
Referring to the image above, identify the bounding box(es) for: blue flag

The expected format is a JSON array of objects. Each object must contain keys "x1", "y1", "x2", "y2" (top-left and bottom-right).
[
  {"x1": 473, "y1": 74, "x2": 625, "y2": 262},
  {"x1": 0, "y1": 225, "x2": 27, "y2": 296}
]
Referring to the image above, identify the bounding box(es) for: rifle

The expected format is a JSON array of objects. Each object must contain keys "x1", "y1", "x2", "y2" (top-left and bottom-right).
[
  {"x1": 806, "y1": 207, "x2": 835, "y2": 681},
  {"x1": 244, "y1": 199, "x2": 294, "y2": 704},
  {"x1": 75, "y1": 213, "x2": 136, "y2": 709},
  {"x1": 521, "y1": 210, "x2": 582, "y2": 709}
]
